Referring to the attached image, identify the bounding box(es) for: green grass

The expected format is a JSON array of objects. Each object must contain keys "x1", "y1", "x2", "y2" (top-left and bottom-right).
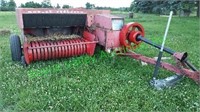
[{"x1": 0, "y1": 11, "x2": 200, "y2": 111}]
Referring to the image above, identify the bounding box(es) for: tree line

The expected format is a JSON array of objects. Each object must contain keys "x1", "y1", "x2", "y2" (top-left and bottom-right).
[
  {"x1": 130, "y1": 0, "x2": 199, "y2": 17},
  {"x1": 85, "y1": 2, "x2": 129, "y2": 11},
  {"x1": 1, "y1": 0, "x2": 199, "y2": 17},
  {"x1": 0, "y1": 0, "x2": 128, "y2": 12},
  {"x1": 0, "y1": 0, "x2": 16, "y2": 11},
  {"x1": 0, "y1": 0, "x2": 127, "y2": 11},
  {"x1": 19, "y1": 0, "x2": 72, "y2": 9},
  {"x1": 0, "y1": 0, "x2": 72, "y2": 11},
  {"x1": 84, "y1": 1, "x2": 199, "y2": 17}
]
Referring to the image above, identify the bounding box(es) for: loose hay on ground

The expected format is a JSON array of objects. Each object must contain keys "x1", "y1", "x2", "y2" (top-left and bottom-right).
[{"x1": 0, "y1": 29, "x2": 11, "y2": 36}]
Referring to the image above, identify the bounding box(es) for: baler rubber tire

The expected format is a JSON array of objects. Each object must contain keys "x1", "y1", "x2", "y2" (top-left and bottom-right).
[{"x1": 10, "y1": 35, "x2": 22, "y2": 61}]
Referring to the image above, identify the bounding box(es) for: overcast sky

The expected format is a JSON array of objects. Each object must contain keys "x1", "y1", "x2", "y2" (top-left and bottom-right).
[{"x1": 15, "y1": 0, "x2": 133, "y2": 8}]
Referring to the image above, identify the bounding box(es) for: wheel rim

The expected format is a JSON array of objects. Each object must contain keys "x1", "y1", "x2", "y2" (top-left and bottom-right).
[{"x1": 119, "y1": 22, "x2": 145, "y2": 48}]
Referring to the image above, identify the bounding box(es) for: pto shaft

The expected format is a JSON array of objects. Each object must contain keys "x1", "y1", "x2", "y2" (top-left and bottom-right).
[
  {"x1": 136, "y1": 35, "x2": 198, "y2": 71},
  {"x1": 137, "y1": 35, "x2": 174, "y2": 55}
]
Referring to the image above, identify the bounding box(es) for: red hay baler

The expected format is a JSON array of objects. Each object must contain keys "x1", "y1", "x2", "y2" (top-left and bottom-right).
[{"x1": 10, "y1": 8, "x2": 199, "y2": 89}]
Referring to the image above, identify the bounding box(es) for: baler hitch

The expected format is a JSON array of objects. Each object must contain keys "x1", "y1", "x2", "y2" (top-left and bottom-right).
[
  {"x1": 137, "y1": 35, "x2": 198, "y2": 71},
  {"x1": 119, "y1": 22, "x2": 200, "y2": 89},
  {"x1": 120, "y1": 33, "x2": 200, "y2": 87},
  {"x1": 137, "y1": 35, "x2": 200, "y2": 88}
]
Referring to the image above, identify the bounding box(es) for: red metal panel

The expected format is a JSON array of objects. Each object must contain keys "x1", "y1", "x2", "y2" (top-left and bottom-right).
[
  {"x1": 94, "y1": 14, "x2": 123, "y2": 30},
  {"x1": 95, "y1": 27, "x2": 121, "y2": 50},
  {"x1": 87, "y1": 14, "x2": 94, "y2": 27},
  {"x1": 95, "y1": 28, "x2": 106, "y2": 46},
  {"x1": 106, "y1": 30, "x2": 121, "y2": 49}
]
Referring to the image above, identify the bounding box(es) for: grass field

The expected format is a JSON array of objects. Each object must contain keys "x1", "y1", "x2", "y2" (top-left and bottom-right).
[{"x1": 0, "y1": 11, "x2": 200, "y2": 111}]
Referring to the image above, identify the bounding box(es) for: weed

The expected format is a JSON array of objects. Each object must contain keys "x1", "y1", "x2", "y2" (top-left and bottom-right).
[{"x1": 0, "y1": 29, "x2": 11, "y2": 36}]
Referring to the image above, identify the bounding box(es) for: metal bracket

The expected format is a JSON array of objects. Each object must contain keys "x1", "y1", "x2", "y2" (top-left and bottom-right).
[{"x1": 150, "y1": 74, "x2": 183, "y2": 90}]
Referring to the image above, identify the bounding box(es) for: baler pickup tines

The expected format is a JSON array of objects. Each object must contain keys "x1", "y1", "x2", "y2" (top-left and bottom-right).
[{"x1": 23, "y1": 31, "x2": 97, "y2": 64}]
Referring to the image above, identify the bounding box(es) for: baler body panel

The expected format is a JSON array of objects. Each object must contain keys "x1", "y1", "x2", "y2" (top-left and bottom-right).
[
  {"x1": 95, "y1": 28, "x2": 120, "y2": 49},
  {"x1": 16, "y1": 8, "x2": 111, "y2": 29},
  {"x1": 94, "y1": 14, "x2": 124, "y2": 50},
  {"x1": 23, "y1": 14, "x2": 87, "y2": 28},
  {"x1": 94, "y1": 14, "x2": 124, "y2": 30}
]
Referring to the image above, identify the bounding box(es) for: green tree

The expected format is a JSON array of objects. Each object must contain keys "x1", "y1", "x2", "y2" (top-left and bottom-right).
[
  {"x1": 178, "y1": 1, "x2": 195, "y2": 17},
  {"x1": 85, "y1": 2, "x2": 95, "y2": 9},
  {"x1": 56, "y1": 3, "x2": 60, "y2": 8},
  {"x1": 62, "y1": 5, "x2": 70, "y2": 9},
  {"x1": 41, "y1": 0, "x2": 52, "y2": 8},
  {"x1": 130, "y1": 0, "x2": 196, "y2": 16},
  {"x1": 20, "y1": 1, "x2": 42, "y2": 8},
  {"x1": 197, "y1": 1, "x2": 200, "y2": 17},
  {"x1": 1, "y1": 0, "x2": 7, "y2": 7},
  {"x1": 8, "y1": 0, "x2": 16, "y2": 11},
  {"x1": 1, "y1": 0, "x2": 8, "y2": 11},
  {"x1": 0, "y1": 0, "x2": 16, "y2": 11},
  {"x1": 20, "y1": 3, "x2": 25, "y2": 8},
  {"x1": 130, "y1": 0, "x2": 179, "y2": 14}
]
